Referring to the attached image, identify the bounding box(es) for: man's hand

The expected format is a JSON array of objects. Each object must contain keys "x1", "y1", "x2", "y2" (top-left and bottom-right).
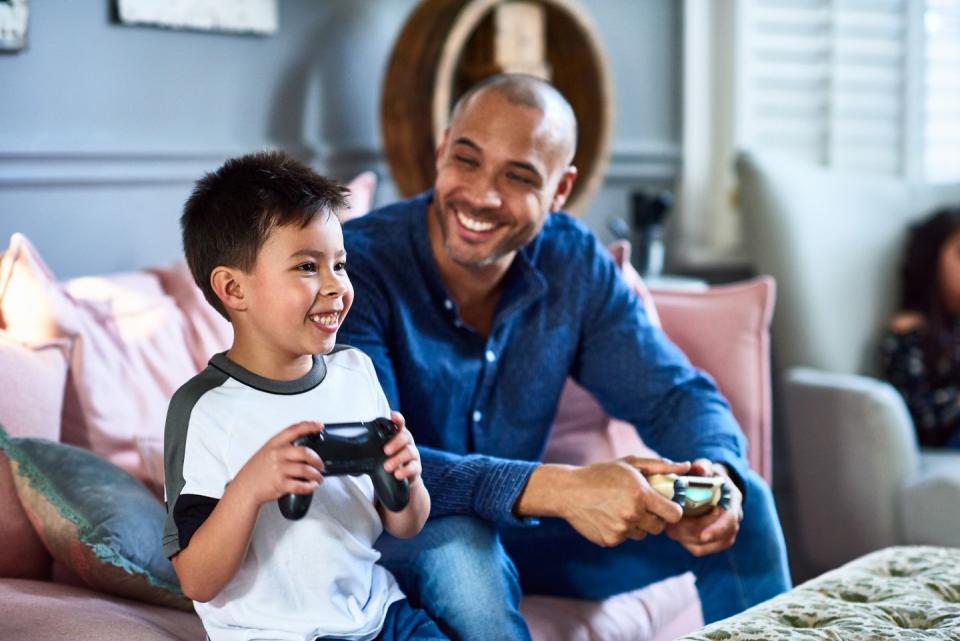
[
  {"x1": 553, "y1": 457, "x2": 692, "y2": 547},
  {"x1": 231, "y1": 421, "x2": 325, "y2": 507},
  {"x1": 664, "y1": 459, "x2": 743, "y2": 556}
]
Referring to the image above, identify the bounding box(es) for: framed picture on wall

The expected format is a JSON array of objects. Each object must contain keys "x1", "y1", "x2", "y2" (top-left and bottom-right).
[
  {"x1": 0, "y1": 0, "x2": 28, "y2": 52},
  {"x1": 115, "y1": 0, "x2": 277, "y2": 36}
]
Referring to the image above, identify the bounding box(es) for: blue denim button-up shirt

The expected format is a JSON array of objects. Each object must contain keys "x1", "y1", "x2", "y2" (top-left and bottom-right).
[{"x1": 340, "y1": 192, "x2": 748, "y2": 526}]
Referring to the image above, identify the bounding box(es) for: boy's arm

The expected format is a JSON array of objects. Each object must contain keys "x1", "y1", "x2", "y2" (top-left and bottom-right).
[{"x1": 170, "y1": 421, "x2": 324, "y2": 602}]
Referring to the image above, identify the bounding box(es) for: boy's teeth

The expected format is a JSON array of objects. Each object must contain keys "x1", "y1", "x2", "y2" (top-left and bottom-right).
[
  {"x1": 456, "y1": 211, "x2": 495, "y2": 232},
  {"x1": 310, "y1": 312, "x2": 339, "y2": 325}
]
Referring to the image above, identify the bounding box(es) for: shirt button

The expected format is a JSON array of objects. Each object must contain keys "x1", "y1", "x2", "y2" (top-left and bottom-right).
[
  {"x1": 485, "y1": 350, "x2": 496, "y2": 363},
  {"x1": 472, "y1": 410, "x2": 482, "y2": 423},
  {"x1": 444, "y1": 299, "x2": 453, "y2": 310}
]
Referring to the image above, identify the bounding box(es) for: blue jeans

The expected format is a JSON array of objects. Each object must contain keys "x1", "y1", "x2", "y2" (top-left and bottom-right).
[
  {"x1": 375, "y1": 471, "x2": 791, "y2": 641},
  {"x1": 323, "y1": 599, "x2": 448, "y2": 641}
]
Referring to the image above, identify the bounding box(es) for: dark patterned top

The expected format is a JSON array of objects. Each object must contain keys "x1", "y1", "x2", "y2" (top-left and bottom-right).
[{"x1": 879, "y1": 322, "x2": 960, "y2": 447}]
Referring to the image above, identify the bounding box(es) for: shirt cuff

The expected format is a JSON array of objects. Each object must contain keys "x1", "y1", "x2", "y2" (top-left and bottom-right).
[{"x1": 474, "y1": 457, "x2": 541, "y2": 527}]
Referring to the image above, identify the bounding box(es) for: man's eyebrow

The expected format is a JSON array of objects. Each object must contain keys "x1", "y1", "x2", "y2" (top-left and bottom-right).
[
  {"x1": 452, "y1": 137, "x2": 481, "y2": 152},
  {"x1": 290, "y1": 249, "x2": 347, "y2": 259}
]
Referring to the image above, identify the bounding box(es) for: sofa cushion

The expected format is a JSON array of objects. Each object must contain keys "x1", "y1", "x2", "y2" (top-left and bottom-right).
[
  {"x1": 0, "y1": 332, "x2": 69, "y2": 442},
  {"x1": 0, "y1": 234, "x2": 198, "y2": 490},
  {"x1": 0, "y1": 578, "x2": 202, "y2": 641},
  {"x1": 148, "y1": 260, "x2": 233, "y2": 373},
  {"x1": 0, "y1": 429, "x2": 190, "y2": 611},
  {"x1": 0, "y1": 451, "x2": 52, "y2": 580},
  {"x1": 650, "y1": 277, "x2": 776, "y2": 482}
]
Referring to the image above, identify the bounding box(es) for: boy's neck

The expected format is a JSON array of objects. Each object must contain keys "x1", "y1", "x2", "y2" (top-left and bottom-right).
[{"x1": 225, "y1": 339, "x2": 315, "y2": 382}]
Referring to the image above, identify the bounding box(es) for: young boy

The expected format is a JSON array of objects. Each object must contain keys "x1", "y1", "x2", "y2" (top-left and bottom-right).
[{"x1": 162, "y1": 151, "x2": 444, "y2": 641}]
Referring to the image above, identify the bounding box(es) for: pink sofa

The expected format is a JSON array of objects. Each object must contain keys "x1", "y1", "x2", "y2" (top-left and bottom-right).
[{"x1": 0, "y1": 231, "x2": 774, "y2": 641}]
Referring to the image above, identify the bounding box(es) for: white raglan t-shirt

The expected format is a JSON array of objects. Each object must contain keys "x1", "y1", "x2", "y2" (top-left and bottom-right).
[{"x1": 163, "y1": 347, "x2": 405, "y2": 641}]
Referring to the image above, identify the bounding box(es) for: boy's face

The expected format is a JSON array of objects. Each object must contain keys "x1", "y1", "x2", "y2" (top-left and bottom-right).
[{"x1": 240, "y1": 214, "x2": 353, "y2": 361}]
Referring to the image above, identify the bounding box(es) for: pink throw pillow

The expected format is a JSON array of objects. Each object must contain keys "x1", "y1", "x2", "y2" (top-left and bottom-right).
[
  {"x1": 651, "y1": 277, "x2": 775, "y2": 481},
  {"x1": 340, "y1": 171, "x2": 379, "y2": 222},
  {"x1": 0, "y1": 332, "x2": 69, "y2": 441},
  {"x1": 0, "y1": 234, "x2": 199, "y2": 492},
  {"x1": 149, "y1": 260, "x2": 233, "y2": 371}
]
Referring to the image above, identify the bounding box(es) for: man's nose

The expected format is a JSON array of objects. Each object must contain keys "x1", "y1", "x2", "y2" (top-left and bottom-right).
[{"x1": 462, "y1": 172, "x2": 502, "y2": 210}]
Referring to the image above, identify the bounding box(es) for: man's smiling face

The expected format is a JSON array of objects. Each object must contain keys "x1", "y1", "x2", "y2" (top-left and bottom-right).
[{"x1": 431, "y1": 89, "x2": 574, "y2": 270}]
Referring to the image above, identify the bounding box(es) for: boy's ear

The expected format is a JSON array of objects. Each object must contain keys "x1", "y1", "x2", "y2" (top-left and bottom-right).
[{"x1": 210, "y1": 266, "x2": 248, "y2": 313}]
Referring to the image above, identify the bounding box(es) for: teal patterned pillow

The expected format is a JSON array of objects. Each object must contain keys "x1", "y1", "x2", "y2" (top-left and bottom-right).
[{"x1": 0, "y1": 427, "x2": 191, "y2": 610}]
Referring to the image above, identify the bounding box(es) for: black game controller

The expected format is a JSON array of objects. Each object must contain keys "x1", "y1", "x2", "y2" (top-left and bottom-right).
[{"x1": 278, "y1": 417, "x2": 410, "y2": 520}]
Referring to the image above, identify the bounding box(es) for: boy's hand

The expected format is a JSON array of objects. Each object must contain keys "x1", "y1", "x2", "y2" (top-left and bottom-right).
[
  {"x1": 232, "y1": 420, "x2": 325, "y2": 506},
  {"x1": 382, "y1": 411, "x2": 422, "y2": 483}
]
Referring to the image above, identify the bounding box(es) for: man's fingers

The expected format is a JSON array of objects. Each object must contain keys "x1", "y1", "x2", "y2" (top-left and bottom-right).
[
  {"x1": 646, "y1": 492, "x2": 685, "y2": 524},
  {"x1": 624, "y1": 457, "x2": 692, "y2": 478}
]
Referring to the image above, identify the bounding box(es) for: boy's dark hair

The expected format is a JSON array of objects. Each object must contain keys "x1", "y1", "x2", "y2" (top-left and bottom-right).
[{"x1": 181, "y1": 150, "x2": 349, "y2": 319}]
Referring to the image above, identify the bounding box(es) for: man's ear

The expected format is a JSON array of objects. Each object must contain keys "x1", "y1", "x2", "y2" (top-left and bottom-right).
[
  {"x1": 550, "y1": 165, "x2": 579, "y2": 212},
  {"x1": 434, "y1": 128, "x2": 451, "y2": 170},
  {"x1": 210, "y1": 266, "x2": 248, "y2": 313}
]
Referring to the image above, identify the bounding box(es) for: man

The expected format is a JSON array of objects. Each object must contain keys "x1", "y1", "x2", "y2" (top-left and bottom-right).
[{"x1": 340, "y1": 74, "x2": 791, "y2": 640}]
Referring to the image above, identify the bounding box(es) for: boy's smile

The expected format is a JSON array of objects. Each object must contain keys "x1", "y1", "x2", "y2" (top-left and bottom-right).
[{"x1": 227, "y1": 214, "x2": 353, "y2": 380}]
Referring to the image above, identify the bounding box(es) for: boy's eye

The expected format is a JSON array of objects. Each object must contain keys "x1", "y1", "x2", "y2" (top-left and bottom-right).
[
  {"x1": 334, "y1": 261, "x2": 347, "y2": 272},
  {"x1": 296, "y1": 262, "x2": 317, "y2": 273},
  {"x1": 455, "y1": 155, "x2": 478, "y2": 167}
]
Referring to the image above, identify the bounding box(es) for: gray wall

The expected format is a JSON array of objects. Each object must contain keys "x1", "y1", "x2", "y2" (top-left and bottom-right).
[{"x1": 0, "y1": 0, "x2": 681, "y2": 278}]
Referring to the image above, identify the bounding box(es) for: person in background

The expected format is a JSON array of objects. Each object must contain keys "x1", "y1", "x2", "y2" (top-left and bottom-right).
[{"x1": 881, "y1": 207, "x2": 960, "y2": 448}]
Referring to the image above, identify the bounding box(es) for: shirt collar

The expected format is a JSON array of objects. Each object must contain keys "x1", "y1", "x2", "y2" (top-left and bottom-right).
[{"x1": 209, "y1": 352, "x2": 327, "y2": 394}]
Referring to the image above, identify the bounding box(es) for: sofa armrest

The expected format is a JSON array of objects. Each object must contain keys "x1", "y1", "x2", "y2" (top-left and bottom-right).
[
  {"x1": 783, "y1": 367, "x2": 919, "y2": 569},
  {"x1": 900, "y1": 450, "x2": 960, "y2": 547}
]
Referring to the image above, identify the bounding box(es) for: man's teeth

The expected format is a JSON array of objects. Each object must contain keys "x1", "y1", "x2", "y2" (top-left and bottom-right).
[
  {"x1": 309, "y1": 312, "x2": 339, "y2": 325},
  {"x1": 456, "y1": 211, "x2": 496, "y2": 232}
]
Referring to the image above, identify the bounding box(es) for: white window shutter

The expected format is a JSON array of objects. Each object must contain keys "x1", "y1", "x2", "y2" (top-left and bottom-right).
[
  {"x1": 742, "y1": 0, "x2": 908, "y2": 175},
  {"x1": 925, "y1": 0, "x2": 960, "y2": 181}
]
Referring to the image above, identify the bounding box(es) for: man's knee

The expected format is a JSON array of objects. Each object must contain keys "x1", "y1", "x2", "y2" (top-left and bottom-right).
[{"x1": 380, "y1": 517, "x2": 528, "y2": 641}]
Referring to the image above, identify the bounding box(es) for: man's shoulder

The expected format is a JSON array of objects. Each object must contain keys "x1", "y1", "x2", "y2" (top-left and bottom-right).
[{"x1": 536, "y1": 211, "x2": 606, "y2": 265}]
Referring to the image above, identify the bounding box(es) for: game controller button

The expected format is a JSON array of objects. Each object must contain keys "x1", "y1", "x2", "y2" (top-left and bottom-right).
[{"x1": 671, "y1": 482, "x2": 687, "y2": 506}]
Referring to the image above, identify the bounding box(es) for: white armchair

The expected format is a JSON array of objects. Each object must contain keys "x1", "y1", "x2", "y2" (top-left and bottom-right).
[{"x1": 737, "y1": 150, "x2": 960, "y2": 573}]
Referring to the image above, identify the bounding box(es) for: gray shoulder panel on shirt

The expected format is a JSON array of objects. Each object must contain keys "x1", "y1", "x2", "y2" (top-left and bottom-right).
[{"x1": 161, "y1": 365, "x2": 231, "y2": 558}]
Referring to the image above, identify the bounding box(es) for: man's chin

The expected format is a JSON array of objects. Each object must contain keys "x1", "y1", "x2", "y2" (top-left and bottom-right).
[{"x1": 445, "y1": 247, "x2": 499, "y2": 269}]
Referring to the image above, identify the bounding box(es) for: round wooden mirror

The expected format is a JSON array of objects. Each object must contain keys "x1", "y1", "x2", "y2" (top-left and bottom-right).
[{"x1": 381, "y1": 0, "x2": 613, "y2": 215}]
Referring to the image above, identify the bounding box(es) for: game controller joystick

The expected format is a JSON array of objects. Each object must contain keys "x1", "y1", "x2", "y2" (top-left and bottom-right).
[
  {"x1": 278, "y1": 417, "x2": 410, "y2": 520},
  {"x1": 647, "y1": 473, "x2": 731, "y2": 517}
]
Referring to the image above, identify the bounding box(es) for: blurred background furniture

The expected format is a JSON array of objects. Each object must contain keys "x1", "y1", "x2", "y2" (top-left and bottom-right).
[
  {"x1": 737, "y1": 150, "x2": 960, "y2": 577},
  {"x1": 0, "y1": 230, "x2": 776, "y2": 641}
]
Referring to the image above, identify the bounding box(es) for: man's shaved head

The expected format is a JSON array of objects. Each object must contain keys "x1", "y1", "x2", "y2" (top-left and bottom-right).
[{"x1": 449, "y1": 74, "x2": 578, "y2": 165}]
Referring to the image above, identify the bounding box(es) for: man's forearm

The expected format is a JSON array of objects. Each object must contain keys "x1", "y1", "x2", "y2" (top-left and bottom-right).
[{"x1": 512, "y1": 463, "x2": 577, "y2": 518}]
